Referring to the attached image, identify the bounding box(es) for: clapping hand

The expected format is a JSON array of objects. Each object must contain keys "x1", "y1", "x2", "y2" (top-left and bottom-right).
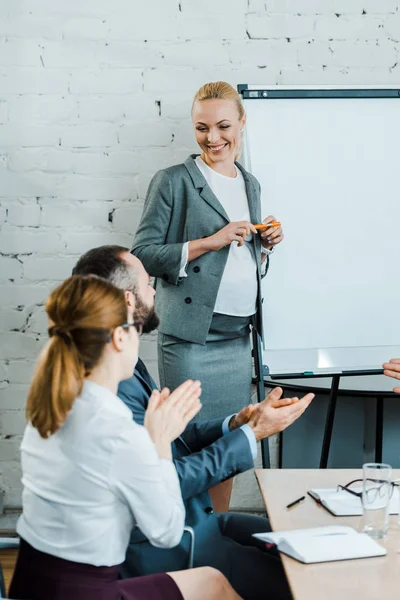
[
  {"x1": 246, "y1": 387, "x2": 314, "y2": 442},
  {"x1": 145, "y1": 380, "x2": 202, "y2": 459}
]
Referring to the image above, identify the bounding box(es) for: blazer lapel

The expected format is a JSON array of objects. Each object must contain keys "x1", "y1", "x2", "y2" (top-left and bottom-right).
[
  {"x1": 184, "y1": 155, "x2": 229, "y2": 223},
  {"x1": 236, "y1": 161, "x2": 260, "y2": 224}
]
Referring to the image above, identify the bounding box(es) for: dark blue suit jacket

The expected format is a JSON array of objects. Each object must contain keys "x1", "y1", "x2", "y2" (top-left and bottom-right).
[{"x1": 117, "y1": 358, "x2": 254, "y2": 575}]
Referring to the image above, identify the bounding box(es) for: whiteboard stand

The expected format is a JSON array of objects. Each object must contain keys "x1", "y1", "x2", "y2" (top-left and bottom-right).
[
  {"x1": 252, "y1": 328, "x2": 270, "y2": 468},
  {"x1": 252, "y1": 335, "x2": 391, "y2": 468}
]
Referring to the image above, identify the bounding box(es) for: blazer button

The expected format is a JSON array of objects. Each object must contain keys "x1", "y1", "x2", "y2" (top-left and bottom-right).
[
  {"x1": 162, "y1": 274, "x2": 169, "y2": 282},
  {"x1": 185, "y1": 297, "x2": 192, "y2": 304},
  {"x1": 204, "y1": 506, "x2": 214, "y2": 515},
  {"x1": 193, "y1": 266, "x2": 200, "y2": 273}
]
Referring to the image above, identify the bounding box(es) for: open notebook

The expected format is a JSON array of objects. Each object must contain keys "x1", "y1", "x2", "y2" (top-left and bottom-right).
[
  {"x1": 253, "y1": 526, "x2": 386, "y2": 564},
  {"x1": 308, "y1": 485, "x2": 399, "y2": 516}
]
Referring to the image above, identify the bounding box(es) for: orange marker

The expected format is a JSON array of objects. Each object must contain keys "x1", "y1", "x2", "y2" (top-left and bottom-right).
[{"x1": 254, "y1": 221, "x2": 281, "y2": 231}]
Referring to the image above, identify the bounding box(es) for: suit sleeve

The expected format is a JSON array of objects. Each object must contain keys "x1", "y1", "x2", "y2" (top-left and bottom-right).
[
  {"x1": 181, "y1": 418, "x2": 226, "y2": 452},
  {"x1": 131, "y1": 170, "x2": 184, "y2": 286},
  {"x1": 174, "y1": 428, "x2": 254, "y2": 500}
]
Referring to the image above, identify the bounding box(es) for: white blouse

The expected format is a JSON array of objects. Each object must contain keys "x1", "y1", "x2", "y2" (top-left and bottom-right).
[
  {"x1": 17, "y1": 380, "x2": 185, "y2": 566},
  {"x1": 180, "y1": 157, "x2": 258, "y2": 317}
]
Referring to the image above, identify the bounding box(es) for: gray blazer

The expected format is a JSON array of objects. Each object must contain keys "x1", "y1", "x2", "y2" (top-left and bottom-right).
[{"x1": 132, "y1": 155, "x2": 267, "y2": 344}]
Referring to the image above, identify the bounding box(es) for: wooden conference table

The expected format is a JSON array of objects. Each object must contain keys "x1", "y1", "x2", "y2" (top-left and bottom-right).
[{"x1": 255, "y1": 469, "x2": 400, "y2": 600}]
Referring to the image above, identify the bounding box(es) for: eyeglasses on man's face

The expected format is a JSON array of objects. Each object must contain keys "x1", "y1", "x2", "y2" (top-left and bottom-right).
[
  {"x1": 338, "y1": 478, "x2": 399, "y2": 503},
  {"x1": 121, "y1": 321, "x2": 143, "y2": 337}
]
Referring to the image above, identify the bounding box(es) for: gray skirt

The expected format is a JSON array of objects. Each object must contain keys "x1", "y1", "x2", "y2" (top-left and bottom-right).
[{"x1": 158, "y1": 313, "x2": 253, "y2": 422}]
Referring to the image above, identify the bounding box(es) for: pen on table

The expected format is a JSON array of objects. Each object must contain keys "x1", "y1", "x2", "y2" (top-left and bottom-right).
[
  {"x1": 286, "y1": 496, "x2": 306, "y2": 509},
  {"x1": 254, "y1": 222, "x2": 281, "y2": 230}
]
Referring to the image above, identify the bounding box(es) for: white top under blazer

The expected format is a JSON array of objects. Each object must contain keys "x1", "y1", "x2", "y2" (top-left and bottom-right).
[
  {"x1": 180, "y1": 157, "x2": 267, "y2": 317},
  {"x1": 17, "y1": 380, "x2": 185, "y2": 566}
]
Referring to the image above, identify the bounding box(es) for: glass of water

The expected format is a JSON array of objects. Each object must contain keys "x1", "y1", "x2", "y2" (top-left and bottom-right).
[{"x1": 362, "y1": 462, "x2": 392, "y2": 539}]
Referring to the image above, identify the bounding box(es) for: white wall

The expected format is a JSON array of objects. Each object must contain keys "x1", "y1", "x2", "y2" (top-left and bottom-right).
[{"x1": 0, "y1": 0, "x2": 399, "y2": 511}]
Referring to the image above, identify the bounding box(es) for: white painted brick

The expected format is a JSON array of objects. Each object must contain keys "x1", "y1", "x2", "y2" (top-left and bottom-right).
[
  {"x1": 0, "y1": 363, "x2": 7, "y2": 382},
  {"x1": 176, "y1": 15, "x2": 246, "y2": 40},
  {"x1": 64, "y1": 231, "x2": 132, "y2": 254},
  {"x1": 0, "y1": 39, "x2": 41, "y2": 67},
  {"x1": 385, "y1": 15, "x2": 400, "y2": 40},
  {"x1": 143, "y1": 68, "x2": 208, "y2": 93},
  {"x1": 314, "y1": 15, "x2": 387, "y2": 41},
  {"x1": 99, "y1": 42, "x2": 164, "y2": 69},
  {"x1": 0, "y1": 68, "x2": 70, "y2": 95},
  {"x1": 41, "y1": 203, "x2": 111, "y2": 228},
  {"x1": 70, "y1": 69, "x2": 143, "y2": 95},
  {"x1": 181, "y1": 0, "x2": 246, "y2": 13},
  {"x1": 326, "y1": 41, "x2": 396, "y2": 68},
  {"x1": 264, "y1": 0, "x2": 326, "y2": 13},
  {"x1": 6, "y1": 361, "x2": 36, "y2": 385},
  {"x1": 118, "y1": 121, "x2": 175, "y2": 147},
  {"x1": 27, "y1": 308, "x2": 48, "y2": 335},
  {"x1": 62, "y1": 18, "x2": 111, "y2": 41},
  {"x1": 59, "y1": 176, "x2": 137, "y2": 201},
  {"x1": 0, "y1": 206, "x2": 6, "y2": 225},
  {"x1": 0, "y1": 124, "x2": 60, "y2": 147},
  {"x1": 0, "y1": 436, "x2": 22, "y2": 462},
  {"x1": 23, "y1": 257, "x2": 76, "y2": 281},
  {"x1": 6, "y1": 203, "x2": 41, "y2": 227},
  {"x1": 0, "y1": 461, "x2": 23, "y2": 507},
  {"x1": 228, "y1": 40, "x2": 299, "y2": 67},
  {"x1": 0, "y1": 100, "x2": 7, "y2": 124},
  {"x1": 0, "y1": 16, "x2": 63, "y2": 40},
  {"x1": 0, "y1": 333, "x2": 43, "y2": 359},
  {"x1": 0, "y1": 226, "x2": 64, "y2": 255},
  {"x1": 248, "y1": 0, "x2": 267, "y2": 11},
  {"x1": 0, "y1": 410, "x2": 26, "y2": 435},
  {"x1": 246, "y1": 14, "x2": 316, "y2": 39},
  {"x1": 105, "y1": 16, "x2": 181, "y2": 43},
  {"x1": 157, "y1": 93, "x2": 193, "y2": 120},
  {"x1": 277, "y1": 65, "x2": 396, "y2": 86},
  {"x1": 8, "y1": 96, "x2": 78, "y2": 125},
  {"x1": 297, "y1": 41, "x2": 334, "y2": 67},
  {"x1": 135, "y1": 149, "x2": 179, "y2": 172},
  {"x1": 71, "y1": 151, "x2": 139, "y2": 176},
  {"x1": 0, "y1": 257, "x2": 23, "y2": 281},
  {"x1": 78, "y1": 95, "x2": 161, "y2": 123},
  {"x1": 60, "y1": 125, "x2": 118, "y2": 148},
  {"x1": 8, "y1": 147, "x2": 71, "y2": 176},
  {"x1": 163, "y1": 42, "x2": 231, "y2": 68},
  {"x1": 111, "y1": 204, "x2": 145, "y2": 234},
  {"x1": 0, "y1": 385, "x2": 29, "y2": 410},
  {"x1": 329, "y1": 0, "x2": 399, "y2": 14},
  {"x1": 40, "y1": 41, "x2": 99, "y2": 69},
  {"x1": 13, "y1": 0, "x2": 139, "y2": 18},
  {"x1": 0, "y1": 172, "x2": 59, "y2": 198},
  {"x1": 172, "y1": 121, "x2": 198, "y2": 150},
  {"x1": 0, "y1": 309, "x2": 27, "y2": 333}
]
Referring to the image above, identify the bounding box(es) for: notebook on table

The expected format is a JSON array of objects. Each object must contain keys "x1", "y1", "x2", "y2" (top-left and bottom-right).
[
  {"x1": 308, "y1": 485, "x2": 399, "y2": 516},
  {"x1": 253, "y1": 526, "x2": 386, "y2": 564}
]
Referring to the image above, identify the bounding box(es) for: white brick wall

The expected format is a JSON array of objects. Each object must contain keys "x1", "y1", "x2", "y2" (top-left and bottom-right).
[{"x1": 0, "y1": 0, "x2": 399, "y2": 512}]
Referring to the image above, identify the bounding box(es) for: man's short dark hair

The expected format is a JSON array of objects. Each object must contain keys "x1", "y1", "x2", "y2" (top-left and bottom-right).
[{"x1": 72, "y1": 245, "x2": 135, "y2": 290}]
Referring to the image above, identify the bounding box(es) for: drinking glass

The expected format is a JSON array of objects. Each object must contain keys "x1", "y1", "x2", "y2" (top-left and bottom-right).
[{"x1": 362, "y1": 462, "x2": 392, "y2": 539}]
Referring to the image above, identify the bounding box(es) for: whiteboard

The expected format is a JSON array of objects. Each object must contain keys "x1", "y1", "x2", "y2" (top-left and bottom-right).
[{"x1": 241, "y1": 87, "x2": 400, "y2": 374}]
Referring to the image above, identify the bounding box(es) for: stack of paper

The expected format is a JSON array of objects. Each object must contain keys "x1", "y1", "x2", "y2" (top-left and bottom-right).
[{"x1": 253, "y1": 526, "x2": 386, "y2": 564}]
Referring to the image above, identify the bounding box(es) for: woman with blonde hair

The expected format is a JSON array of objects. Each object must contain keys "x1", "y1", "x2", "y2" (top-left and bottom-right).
[
  {"x1": 9, "y1": 275, "x2": 242, "y2": 600},
  {"x1": 132, "y1": 81, "x2": 284, "y2": 425}
]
